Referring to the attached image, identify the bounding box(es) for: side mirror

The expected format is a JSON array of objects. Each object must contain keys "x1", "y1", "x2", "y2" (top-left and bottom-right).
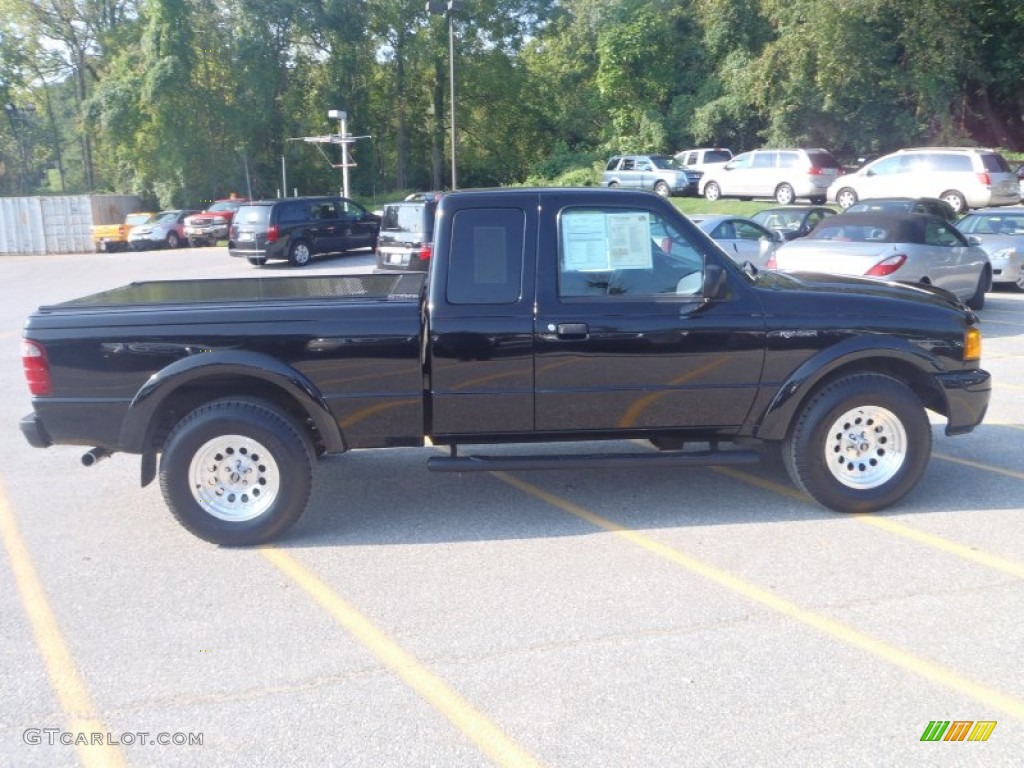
[
  {"x1": 703, "y1": 262, "x2": 730, "y2": 299},
  {"x1": 967, "y1": 235, "x2": 982, "y2": 246}
]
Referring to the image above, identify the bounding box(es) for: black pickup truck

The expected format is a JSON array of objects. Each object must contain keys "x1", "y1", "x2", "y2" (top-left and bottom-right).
[{"x1": 20, "y1": 188, "x2": 991, "y2": 545}]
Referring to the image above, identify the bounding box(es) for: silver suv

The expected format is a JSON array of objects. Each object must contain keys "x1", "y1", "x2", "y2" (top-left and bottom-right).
[
  {"x1": 827, "y1": 147, "x2": 1018, "y2": 214},
  {"x1": 699, "y1": 148, "x2": 842, "y2": 205},
  {"x1": 602, "y1": 154, "x2": 700, "y2": 197}
]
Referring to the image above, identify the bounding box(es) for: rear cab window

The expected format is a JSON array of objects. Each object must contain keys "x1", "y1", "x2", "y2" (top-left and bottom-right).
[{"x1": 446, "y1": 208, "x2": 526, "y2": 305}]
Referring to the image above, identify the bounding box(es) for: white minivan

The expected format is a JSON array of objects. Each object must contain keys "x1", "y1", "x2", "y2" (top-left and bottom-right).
[{"x1": 828, "y1": 147, "x2": 1019, "y2": 214}]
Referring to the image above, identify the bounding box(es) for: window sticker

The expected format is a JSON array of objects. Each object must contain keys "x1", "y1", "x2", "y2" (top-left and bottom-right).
[{"x1": 561, "y1": 211, "x2": 653, "y2": 271}]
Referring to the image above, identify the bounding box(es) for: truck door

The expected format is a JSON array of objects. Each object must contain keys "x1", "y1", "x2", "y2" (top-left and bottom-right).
[
  {"x1": 534, "y1": 195, "x2": 765, "y2": 433},
  {"x1": 426, "y1": 196, "x2": 538, "y2": 437}
]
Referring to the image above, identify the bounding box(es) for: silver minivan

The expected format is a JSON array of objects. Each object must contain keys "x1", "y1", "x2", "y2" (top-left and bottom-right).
[
  {"x1": 828, "y1": 147, "x2": 1019, "y2": 214},
  {"x1": 699, "y1": 148, "x2": 842, "y2": 205}
]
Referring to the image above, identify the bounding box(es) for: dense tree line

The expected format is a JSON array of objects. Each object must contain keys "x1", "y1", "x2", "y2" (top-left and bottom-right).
[{"x1": 1, "y1": 0, "x2": 1022, "y2": 206}]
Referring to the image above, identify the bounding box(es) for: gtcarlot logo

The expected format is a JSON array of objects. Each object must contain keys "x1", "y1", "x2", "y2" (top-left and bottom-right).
[
  {"x1": 23, "y1": 729, "x2": 203, "y2": 747},
  {"x1": 920, "y1": 720, "x2": 997, "y2": 742}
]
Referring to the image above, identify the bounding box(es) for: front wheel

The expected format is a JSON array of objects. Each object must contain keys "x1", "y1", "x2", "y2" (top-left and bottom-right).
[
  {"x1": 783, "y1": 374, "x2": 931, "y2": 513},
  {"x1": 966, "y1": 267, "x2": 990, "y2": 310},
  {"x1": 704, "y1": 181, "x2": 721, "y2": 201},
  {"x1": 159, "y1": 399, "x2": 314, "y2": 545},
  {"x1": 836, "y1": 188, "x2": 858, "y2": 209},
  {"x1": 653, "y1": 180, "x2": 670, "y2": 198},
  {"x1": 166, "y1": 231, "x2": 181, "y2": 249}
]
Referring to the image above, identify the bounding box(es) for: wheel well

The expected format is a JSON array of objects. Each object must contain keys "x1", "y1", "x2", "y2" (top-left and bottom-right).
[
  {"x1": 146, "y1": 376, "x2": 326, "y2": 455},
  {"x1": 785, "y1": 359, "x2": 947, "y2": 437}
]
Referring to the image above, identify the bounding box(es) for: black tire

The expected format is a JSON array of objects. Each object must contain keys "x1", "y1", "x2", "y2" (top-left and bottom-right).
[
  {"x1": 966, "y1": 267, "x2": 990, "y2": 310},
  {"x1": 836, "y1": 188, "x2": 858, "y2": 209},
  {"x1": 289, "y1": 240, "x2": 312, "y2": 267},
  {"x1": 704, "y1": 181, "x2": 721, "y2": 201},
  {"x1": 775, "y1": 183, "x2": 795, "y2": 205},
  {"x1": 810, "y1": 196, "x2": 826, "y2": 205},
  {"x1": 607, "y1": 181, "x2": 619, "y2": 189},
  {"x1": 166, "y1": 231, "x2": 181, "y2": 249},
  {"x1": 940, "y1": 190, "x2": 967, "y2": 215},
  {"x1": 159, "y1": 399, "x2": 314, "y2": 545},
  {"x1": 247, "y1": 256, "x2": 265, "y2": 267},
  {"x1": 783, "y1": 373, "x2": 931, "y2": 513},
  {"x1": 653, "y1": 180, "x2": 670, "y2": 198}
]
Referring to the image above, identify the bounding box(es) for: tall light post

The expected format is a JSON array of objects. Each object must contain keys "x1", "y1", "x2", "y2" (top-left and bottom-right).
[{"x1": 427, "y1": 0, "x2": 462, "y2": 190}]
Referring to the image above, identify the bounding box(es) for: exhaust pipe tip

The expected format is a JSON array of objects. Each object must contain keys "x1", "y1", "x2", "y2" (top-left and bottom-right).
[{"x1": 81, "y1": 447, "x2": 110, "y2": 467}]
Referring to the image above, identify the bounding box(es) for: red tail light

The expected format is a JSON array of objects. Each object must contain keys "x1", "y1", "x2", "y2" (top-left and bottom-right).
[
  {"x1": 808, "y1": 166, "x2": 823, "y2": 175},
  {"x1": 418, "y1": 243, "x2": 433, "y2": 262},
  {"x1": 21, "y1": 339, "x2": 52, "y2": 396},
  {"x1": 766, "y1": 253, "x2": 777, "y2": 269},
  {"x1": 866, "y1": 253, "x2": 907, "y2": 276},
  {"x1": 976, "y1": 172, "x2": 991, "y2": 187},
  {"x1": 266, "y1": 224, "x2": 279, "y2": 243}
]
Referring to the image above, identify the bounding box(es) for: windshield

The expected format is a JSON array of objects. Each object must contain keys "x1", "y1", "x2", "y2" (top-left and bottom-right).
[{"x1": 209, "y1": 200, "x2": 243, "y2": 213}]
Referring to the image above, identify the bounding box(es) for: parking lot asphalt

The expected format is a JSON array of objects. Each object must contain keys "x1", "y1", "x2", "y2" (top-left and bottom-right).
[{"x1": 0, "y1": 246, "x2": 1021, "y2": 767}]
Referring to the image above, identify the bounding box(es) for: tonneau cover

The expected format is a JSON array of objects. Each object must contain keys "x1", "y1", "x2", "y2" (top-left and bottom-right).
[{"x1": 48, "y1": 273, "x2": 426, "y2": 309}]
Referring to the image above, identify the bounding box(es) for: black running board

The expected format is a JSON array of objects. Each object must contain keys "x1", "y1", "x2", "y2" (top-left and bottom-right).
[{"x1": 427, "y1": 449, "x2": 760, "y2": 473}]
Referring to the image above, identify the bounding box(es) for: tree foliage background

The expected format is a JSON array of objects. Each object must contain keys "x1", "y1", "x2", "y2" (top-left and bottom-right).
[{"x1": 1, "y1": 0, "x2": 1022, "y2": 206}]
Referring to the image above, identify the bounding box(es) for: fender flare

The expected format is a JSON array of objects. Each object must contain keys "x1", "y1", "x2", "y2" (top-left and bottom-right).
[
  {"x1": 118, "y1": 349, "x2": 346, "y2": 454},
  {"x1": 753, "y1": 336, "x2": 945, "y2": 441}
]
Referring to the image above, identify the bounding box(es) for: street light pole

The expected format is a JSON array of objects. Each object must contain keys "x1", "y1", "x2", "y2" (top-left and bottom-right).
[{"x1": 427, "y1": 0, "x2": 463, "y2": 190}]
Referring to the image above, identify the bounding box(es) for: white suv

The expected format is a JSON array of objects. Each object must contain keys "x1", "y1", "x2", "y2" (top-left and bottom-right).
[
  {"x1": 700, "y1": 148, "x2": 842, "y2": 205},
  {"x1": 828, "y1": 147, "x2": 1018, "y2": 214}
]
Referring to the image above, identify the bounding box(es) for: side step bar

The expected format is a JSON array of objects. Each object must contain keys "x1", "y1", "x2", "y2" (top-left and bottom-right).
[{"x1": 427, "y1": 448, "x2": 760, "y2": 473}]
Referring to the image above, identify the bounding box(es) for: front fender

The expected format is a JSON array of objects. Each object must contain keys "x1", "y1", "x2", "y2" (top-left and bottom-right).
[
  {"x1": 118, "y1": 349, "x2": 345, "y2": 453},
  {"x1": 754, "y1": 336, "x2": 945, "y2": 441}
]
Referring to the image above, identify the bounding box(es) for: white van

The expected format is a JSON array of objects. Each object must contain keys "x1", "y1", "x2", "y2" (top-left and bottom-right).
[{"x1": 828, "y1": 147, "x2": 1019, "y2": 214}]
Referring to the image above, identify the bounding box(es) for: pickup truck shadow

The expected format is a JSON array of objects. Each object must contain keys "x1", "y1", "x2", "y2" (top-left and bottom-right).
[{"x1": 280, "y1": 424, "x2": 1024, "y2": 547}]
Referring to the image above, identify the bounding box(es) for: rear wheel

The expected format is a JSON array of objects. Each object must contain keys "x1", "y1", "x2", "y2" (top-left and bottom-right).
[
  {"x1": 704, "y1": 181, "x2": 721, "y2": 201},
  {"x1": 289, "y1": 241, "x2": 312, "y2": 267},
  {"x1": 783, "y1": 373, "x2": 931, "y2": 513},
  {"x1": 775, "y1": 183, "x2": 795, "y2": 205},
  {"x1": 940, "y1": 190, "x2": 967, "y2": 214},
  {"x1": 159, "y1": 399, "x2": 314, "y2": 545}
]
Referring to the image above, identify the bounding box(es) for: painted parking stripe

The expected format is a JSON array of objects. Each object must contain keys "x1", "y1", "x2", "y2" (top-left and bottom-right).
[
  {"x1": 260, "y1": 547, "x2": 542, "y2": 768},
  {"x1": 934, "y1": 451, "x2": 1024, "y2": 482},
  {"x1": 492, "y1": 471, "x2": 1024, "y2": 721},
  {"x1": 0, "y1": 479, "x2": 126, "y2": 768}
]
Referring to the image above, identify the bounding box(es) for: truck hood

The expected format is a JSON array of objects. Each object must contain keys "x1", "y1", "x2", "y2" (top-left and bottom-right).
[{"x1": 755, "y1": 269, "x2": 968, "y2": 313}]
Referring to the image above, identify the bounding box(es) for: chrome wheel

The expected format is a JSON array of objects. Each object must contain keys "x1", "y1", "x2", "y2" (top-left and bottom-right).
[
  {"x1": 824, "y1": 405, "x2": 907, "y2": 490},
  {"x1": 188, "y1": 435, "x2": 280, "y2": 522}
]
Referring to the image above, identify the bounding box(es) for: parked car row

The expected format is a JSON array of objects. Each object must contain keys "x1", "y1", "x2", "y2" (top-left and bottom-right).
[
  {"x1": 694, "y1": 197, "x2": 1024, "y2": 302},
  {"x1": 666, "y1": 144, "x2": 1021, "y2": 212}
]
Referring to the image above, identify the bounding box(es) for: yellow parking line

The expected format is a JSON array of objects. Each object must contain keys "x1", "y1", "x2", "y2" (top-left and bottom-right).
[
  {"x1": 712, "y1": 465, "x2": 1024, "y2": 580},
  {"x1": 493, "y1": 471, "x2": 1024, "y2": 721},
  {"x1": 260, "y1": 548, "x2": 542, "y2": 768},
  {"x1": 934, "y1": 451, "x2": 1024, "y2": 482},
  {"x1": 0, "y1": 480, "x2": 126, "y2": 768}
]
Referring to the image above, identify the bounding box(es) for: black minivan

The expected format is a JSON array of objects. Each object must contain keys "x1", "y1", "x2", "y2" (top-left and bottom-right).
[
  {"x1": 229, "y1": 196, "x2": 380, "y2": 267},
  {"x1": 374, "y1": 192, "x2": 443, "y2": 271}
]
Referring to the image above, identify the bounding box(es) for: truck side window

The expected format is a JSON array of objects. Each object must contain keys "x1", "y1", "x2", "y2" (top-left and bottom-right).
[
  {"x1": 558, "y1": 208, "x2": 704, "y2": 298},
  {"x1": 447, "y1": 208, "x2": 525, "y2": 305}
]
